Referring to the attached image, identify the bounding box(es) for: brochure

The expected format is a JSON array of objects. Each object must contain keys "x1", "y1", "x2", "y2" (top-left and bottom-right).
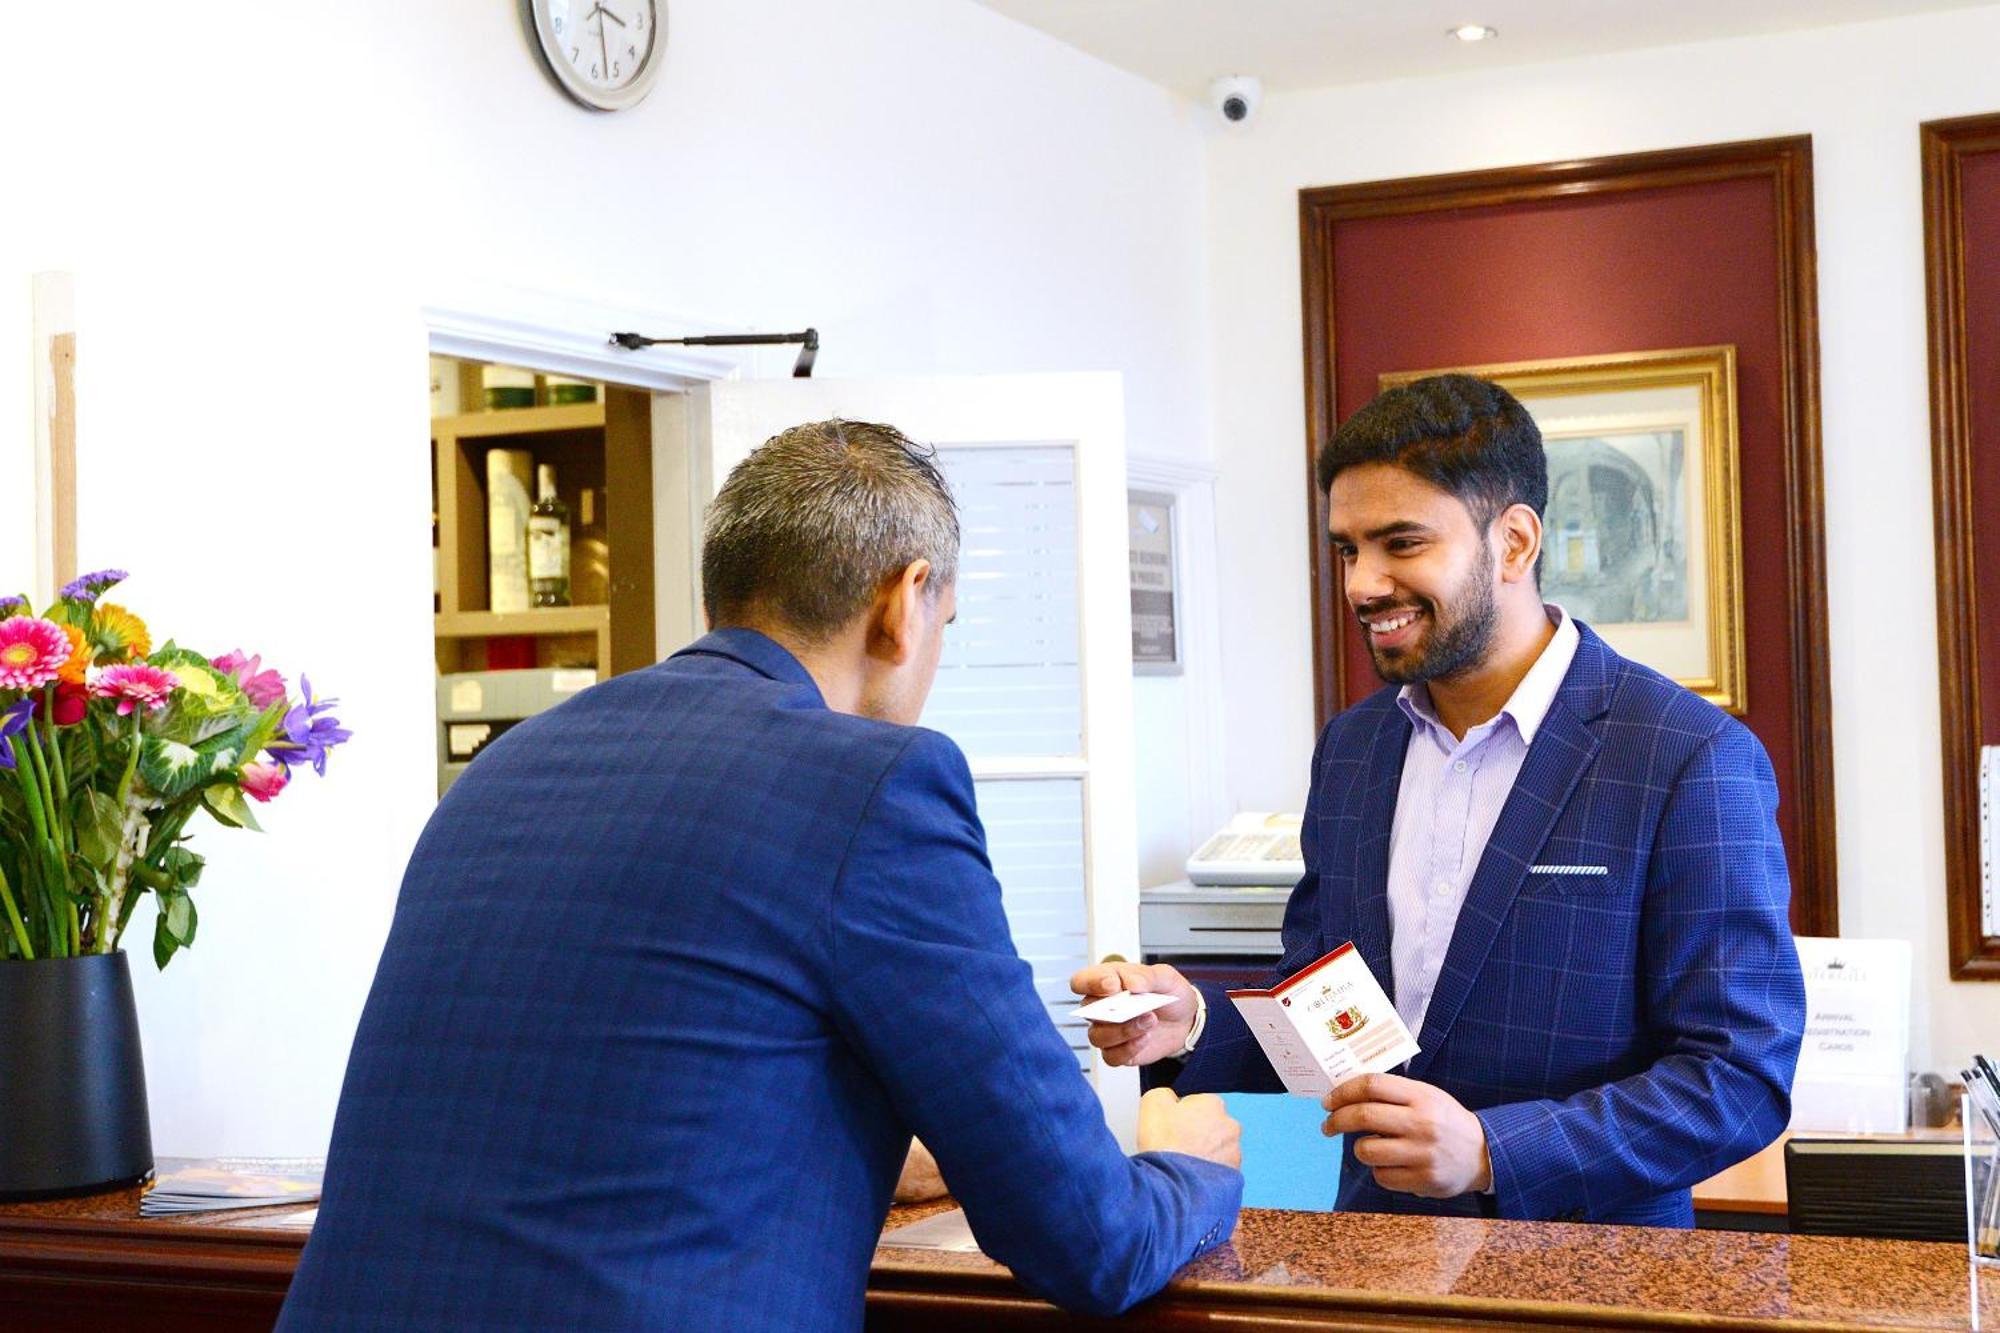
[{"x1": 1227, "y1": 943, "x2": 1418, "y2": 1097}]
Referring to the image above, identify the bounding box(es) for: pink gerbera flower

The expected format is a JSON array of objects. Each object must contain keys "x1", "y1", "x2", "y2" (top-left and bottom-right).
[
  {"x1": 0, "y1": 617, "x2": 73, "y2": 691},
  {"x1": 89, "y1": 663, "x2": 179, "y2": 716}
]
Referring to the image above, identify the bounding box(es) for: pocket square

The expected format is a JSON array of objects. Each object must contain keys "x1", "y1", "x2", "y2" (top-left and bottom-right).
[{"x1": 1529, "y1": 864, "x2": 1609, "y2": 875}]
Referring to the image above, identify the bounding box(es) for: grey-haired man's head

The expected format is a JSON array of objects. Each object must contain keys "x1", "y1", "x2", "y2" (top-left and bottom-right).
[{"x1": 702, "y1": 419, "x2": 959, "y2": 635}]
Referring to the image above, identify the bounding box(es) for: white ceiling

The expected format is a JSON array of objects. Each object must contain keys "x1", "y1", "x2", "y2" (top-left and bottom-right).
[{"x1": 970, "y1": 0, "x2": 1994, "y2": 98}]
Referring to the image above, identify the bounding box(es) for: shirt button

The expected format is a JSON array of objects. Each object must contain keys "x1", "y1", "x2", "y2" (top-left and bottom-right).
[
  {"x1": 1434, "y1": 880, "x2": 1450, "y2": 896},
  {"x1": 1453, "y1": 760, "x2": 1468, "y2": 773}
]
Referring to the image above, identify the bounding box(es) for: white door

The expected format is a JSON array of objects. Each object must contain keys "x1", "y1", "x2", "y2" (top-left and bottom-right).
[{"x1": 690, "y1": 375, "x2": 1143, "y2": 1145}]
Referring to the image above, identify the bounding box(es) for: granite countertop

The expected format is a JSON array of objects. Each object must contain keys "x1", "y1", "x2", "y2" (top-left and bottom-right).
[{"x1": 876, "y1": 1201, "x2": 2000, "y2": 1330}]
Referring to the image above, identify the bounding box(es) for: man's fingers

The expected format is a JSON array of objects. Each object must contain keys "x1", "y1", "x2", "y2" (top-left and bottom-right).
[
  {"x1": 1321, "y1": 1072, "x2": 1422, "y2": 1111},
  {"x1": 1069, "y1": 962, "x2": 1152, "y2": 997},
  {"x1": 1099, "y1": 1036, "x2": 1159, "y2": 1067},
  {"x1": 1322, "y1": 1102, "x2": 1416, "y2": 1139},
  {"x1": 1084, "y1": 1014, "x2": 1158, "y2": 1049},
  {"x1": 1068, "y1": 965, "x2": 1112, "y2": 996},
  {"x1": 1370, "y1": 1167, "x2": 1438, "y2": 1196},
  {"x1": 1347, "y1": 1133, "x2": 1425, "y2": 1169}
]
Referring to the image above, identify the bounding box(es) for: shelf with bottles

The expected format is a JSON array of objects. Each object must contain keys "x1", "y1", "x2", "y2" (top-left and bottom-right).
[{"x1": 430, "y1": 357, "x2": 654, "y2": 679}]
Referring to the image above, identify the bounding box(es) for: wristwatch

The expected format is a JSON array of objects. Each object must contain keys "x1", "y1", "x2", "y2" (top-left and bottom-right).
[{"x1": 1172, "y1": 986, "x2": 1208, "y2": 1059}]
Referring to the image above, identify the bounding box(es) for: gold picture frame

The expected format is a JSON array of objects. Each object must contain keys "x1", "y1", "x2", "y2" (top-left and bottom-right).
[{"x1": 1379, "y1": 346, "x2": 1745, "y2": 714}]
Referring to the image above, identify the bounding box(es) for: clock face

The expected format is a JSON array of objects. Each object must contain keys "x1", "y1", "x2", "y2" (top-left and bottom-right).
[{"x1": 528, "y1": 0, "x2": 664, "y2": 112}]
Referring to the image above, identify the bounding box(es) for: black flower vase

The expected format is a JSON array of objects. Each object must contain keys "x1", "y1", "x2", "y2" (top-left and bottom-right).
[{"x1": 0, "y1": 951, "x2": 154, "y2": 1200}]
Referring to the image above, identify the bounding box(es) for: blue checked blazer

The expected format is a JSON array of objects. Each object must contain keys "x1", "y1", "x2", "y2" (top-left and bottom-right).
[
  {"x1": 1177, "y1": 623, "x2": 1804, "y2": 1227},
  {"x1": 280, "y1": 630, "x2": 1239, "y2": 1331}
]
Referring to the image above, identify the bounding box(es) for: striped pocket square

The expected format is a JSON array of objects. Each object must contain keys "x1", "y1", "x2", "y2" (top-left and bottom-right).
[{"x1": 1529, "y1": 864, "x2": 1609, "y2": 875}]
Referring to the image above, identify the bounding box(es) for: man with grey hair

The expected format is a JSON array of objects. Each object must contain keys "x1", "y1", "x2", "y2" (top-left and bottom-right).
[{"x1": 283, "y1": 419, "x2": 1243, "y2": 1333}]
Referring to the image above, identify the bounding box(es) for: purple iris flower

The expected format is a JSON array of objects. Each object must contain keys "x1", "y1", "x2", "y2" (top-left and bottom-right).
[
  {"x1": 272, "y1": 676, "x2": 352, "y2": 778},
  {"x1": 0, "y1": 697, "x2": 38, "y2": 772},
  {"x1": 59, "y1": 569, "x2": 128, "y2": 604}
]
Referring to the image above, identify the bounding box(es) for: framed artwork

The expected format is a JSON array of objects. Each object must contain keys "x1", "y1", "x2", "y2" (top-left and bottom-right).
[
  {"x1": 1923, "y1": 111, "x2": 2000, "y2": 977},
  {"x1": 1380, "y1": 346, "x2": 1745, "y2": 714}
]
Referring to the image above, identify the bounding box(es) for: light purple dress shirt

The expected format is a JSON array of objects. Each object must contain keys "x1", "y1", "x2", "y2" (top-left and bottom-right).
[{"x1": 1387, "y1": 606, "x2": 1580, "y2": 1038}]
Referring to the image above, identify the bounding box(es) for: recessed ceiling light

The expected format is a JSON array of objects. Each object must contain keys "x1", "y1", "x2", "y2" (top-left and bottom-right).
[{"x1": 1450, "y1": 24, "x2": 1499, "y2": 42}]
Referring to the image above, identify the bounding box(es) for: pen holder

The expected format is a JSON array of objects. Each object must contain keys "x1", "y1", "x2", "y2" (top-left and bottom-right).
[{"x1": 1964, "y1": 1093, "x2": 2000, "y2": 1267}]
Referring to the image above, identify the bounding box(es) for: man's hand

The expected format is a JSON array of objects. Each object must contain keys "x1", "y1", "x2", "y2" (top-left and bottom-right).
[
  {"x1": 1321, "y1": 1073, "x2": 1492, "y2": 1198},
  {"x1": 1068, "y1": 961, "x2": 1198, "y2": 1067},
  {"x1": 1136, "y1": 1087, "x2": 1242, "y2": 1170},
  {"x1": 893, "y1": 1139, "x2": 948, "y2": 1203}
]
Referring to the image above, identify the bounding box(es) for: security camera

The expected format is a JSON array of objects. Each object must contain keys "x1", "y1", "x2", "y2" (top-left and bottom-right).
[{"x1": 1209, "y1": 75, "x2": 1262, "y2": 126}]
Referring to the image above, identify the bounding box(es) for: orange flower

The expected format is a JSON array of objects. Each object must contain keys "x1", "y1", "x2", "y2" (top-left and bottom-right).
[
  {"x1": 89, "y1": 603, "x2": 151, "y2": 662},
  {"x1": 56, "y1": 623, "x2": 90, "y2": 685}
]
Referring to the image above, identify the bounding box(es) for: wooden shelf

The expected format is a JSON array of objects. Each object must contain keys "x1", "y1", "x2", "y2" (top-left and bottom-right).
[
  {"x1": 434, "y1": 607, "x2": 609, "y2": 639},
  {"x1": 431, "y1": 372, "x2": 653, "y2": 679},
  {"x1": 433, "y1": 402, "x2": 605, "y2": 439}
]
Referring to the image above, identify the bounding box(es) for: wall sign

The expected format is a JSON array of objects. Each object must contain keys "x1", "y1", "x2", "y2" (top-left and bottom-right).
[{"x1": 1129, "y1": 489, "x2": 1180, "y2": 674}]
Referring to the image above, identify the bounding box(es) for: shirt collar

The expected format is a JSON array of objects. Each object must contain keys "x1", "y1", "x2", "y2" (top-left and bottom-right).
[{"x1": 1396, "y1": 605, "x2": 1581, "y2": 748}]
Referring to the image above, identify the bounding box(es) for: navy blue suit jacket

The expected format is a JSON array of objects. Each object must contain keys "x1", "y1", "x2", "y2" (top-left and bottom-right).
[
  {"x1": 281, "y1": 630, "x2": 1239, "y2": 1330},
  {"x1": 1178, "y1": 624, "x2": 1804, "y2": 1226}
]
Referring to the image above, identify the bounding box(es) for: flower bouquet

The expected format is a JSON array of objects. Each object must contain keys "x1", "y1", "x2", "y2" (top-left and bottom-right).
[{"x1": 0, "y1": 570, "x2": 350, "y2": 967}]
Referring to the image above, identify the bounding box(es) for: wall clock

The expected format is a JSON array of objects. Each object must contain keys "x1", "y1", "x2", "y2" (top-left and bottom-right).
[{"x1": 524, "y1": 1, "x2": 665, "y2": 112}]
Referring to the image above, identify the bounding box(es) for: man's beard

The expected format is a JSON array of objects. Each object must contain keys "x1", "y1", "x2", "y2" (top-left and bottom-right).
[{"x1": 1362, "y1": 545, "x2": 1499, "y2": 685}]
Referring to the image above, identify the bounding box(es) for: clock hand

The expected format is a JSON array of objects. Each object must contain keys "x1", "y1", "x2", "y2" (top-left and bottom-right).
[
  {"x1": 597, "y1": 5, "x2": 627, "y2": 26},
  {"x1": 597, "y1": 11, "x2": 609, "y2": 74}
]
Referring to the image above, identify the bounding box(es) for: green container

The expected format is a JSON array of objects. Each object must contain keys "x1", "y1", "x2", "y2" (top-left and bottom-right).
[{"x1": 483, "y1": 387, "x2": 536, "y2": 410}]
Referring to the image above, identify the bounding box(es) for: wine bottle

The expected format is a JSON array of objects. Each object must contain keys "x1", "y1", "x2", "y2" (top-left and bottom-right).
[{"x1": 528, "y1": 464, "x2": 572, "y2": 607}]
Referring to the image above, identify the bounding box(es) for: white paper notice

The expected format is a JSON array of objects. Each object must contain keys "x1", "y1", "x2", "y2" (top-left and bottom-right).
[
  {"x1": 1227, "y1": 943, "x2": 1419, "y2": 1098},
  {"x1": 1790, "y1": 936, "x2": 1912, "y2": 1133}
]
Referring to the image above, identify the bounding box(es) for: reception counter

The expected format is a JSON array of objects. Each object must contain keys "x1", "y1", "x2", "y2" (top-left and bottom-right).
[{"x1": 3, "y1": 1185, "x2": 1996, "y2": 1330}]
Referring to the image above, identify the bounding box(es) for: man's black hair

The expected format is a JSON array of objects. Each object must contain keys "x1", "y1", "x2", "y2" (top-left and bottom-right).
[{"x1": 1314, "y1": 373, "x2": 1547, "y2": 527}]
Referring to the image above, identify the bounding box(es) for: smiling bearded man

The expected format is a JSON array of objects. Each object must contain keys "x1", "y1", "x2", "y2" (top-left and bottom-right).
[{"x1": 1071, "y1": 373, "x2": 1806, "y2": 1228}]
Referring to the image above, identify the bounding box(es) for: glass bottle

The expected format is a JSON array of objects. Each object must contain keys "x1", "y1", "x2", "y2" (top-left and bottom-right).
[{"x1": 528, "y1": 464, "x2": 572, "y2": 607}]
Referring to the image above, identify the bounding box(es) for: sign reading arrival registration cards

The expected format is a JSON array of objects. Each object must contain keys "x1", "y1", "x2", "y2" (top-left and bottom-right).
[{"x1": 1227, "y1": 944, "x2": 1419, "y2": 1097}]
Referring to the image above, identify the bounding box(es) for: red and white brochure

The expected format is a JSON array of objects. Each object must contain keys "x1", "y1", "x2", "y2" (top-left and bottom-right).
[{"x1": 1226, "y1": 943, "x2": 1419, "y2": 1097}]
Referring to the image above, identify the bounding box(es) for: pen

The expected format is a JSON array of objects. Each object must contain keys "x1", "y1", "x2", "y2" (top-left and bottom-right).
[{"x1": 1974, "y1": 1054, "x2": 2000, "y2": 1112}]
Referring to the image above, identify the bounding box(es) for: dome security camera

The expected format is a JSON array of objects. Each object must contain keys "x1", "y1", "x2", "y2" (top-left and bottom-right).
[{"x1": 1209, "y1": 75, "x2": 1262, "y2": 125}]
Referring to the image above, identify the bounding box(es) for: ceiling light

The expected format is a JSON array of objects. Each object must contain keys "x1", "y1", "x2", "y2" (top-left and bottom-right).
[{"x1": 1450, "y1": 24, "x2": 1499, "y2": 42}]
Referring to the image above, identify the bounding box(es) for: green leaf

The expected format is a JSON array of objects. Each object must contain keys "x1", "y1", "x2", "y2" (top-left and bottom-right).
[
  {"x1": 60, "y1": 729, "x2": 100, "y2": 790},
  {"x1": 159, "y1": 845, "x2": 205, "y2": 890},
  {"x1": 65, "y1": 855, "x2": 105, "y2": 902},
  {"x1": 74, "y1": 788, "x2": 123, "y2": 864},
  {"x1": 151, "y1": 889, "x2": 199, "y2": 968},
  {"x1": 139, "y1": 724, "x2": 252, "y2": 802},
  {"x1": 201, "y1": 783, "x2": 262, "y2": 833},
  {"x1": 153, "y1": 909, "x2": 180, "y2": 969},
  {"x1": 164, "y1": 891, "x2": 194, "y2": 943}
]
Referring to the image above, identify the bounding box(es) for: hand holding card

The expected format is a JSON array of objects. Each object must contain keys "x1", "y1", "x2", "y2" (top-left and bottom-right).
[{"x1": 1067, "y1": 960, "x2": 1200, "y2": 1067}]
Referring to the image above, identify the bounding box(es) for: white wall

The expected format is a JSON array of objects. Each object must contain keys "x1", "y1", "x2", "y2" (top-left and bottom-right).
[
  {"x1": 0, "y1": 0, "x2": 1214, "y2": 1154},
  {"x1": 1205, "y1": 3, "x2": 2000, "y2": 1073}
]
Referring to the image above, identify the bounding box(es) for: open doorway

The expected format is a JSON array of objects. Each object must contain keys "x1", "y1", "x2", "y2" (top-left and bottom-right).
[{"x1": 428, "y1": 355, "x2": 659, "y2": 796}]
